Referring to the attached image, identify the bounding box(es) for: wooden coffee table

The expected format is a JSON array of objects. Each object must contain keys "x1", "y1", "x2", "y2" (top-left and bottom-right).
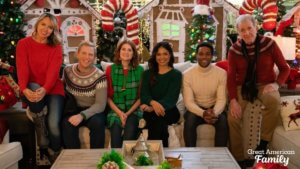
[{"x1": 51, "y1": 147, "x2": 240, "y2": 169}]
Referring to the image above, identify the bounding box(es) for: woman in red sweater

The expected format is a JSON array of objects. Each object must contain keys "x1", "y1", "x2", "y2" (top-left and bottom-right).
[{"x1": 16, "y1": 13, "x2": 64, "y2": 161}]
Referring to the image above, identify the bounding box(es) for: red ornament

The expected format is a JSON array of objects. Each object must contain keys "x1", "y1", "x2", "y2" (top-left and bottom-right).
[
  {"x1": 253, "y1": 162, "x2": 288, "y2": 169},
  {"x1": 197, "y1": 0, "x2": 210, "y2": 6},
  {"x1": 70, "y1": 0, "x2": 79, "y2": 8},
  {"x1": 35, "y1": 0, "x2": 44, "y2": 7}
]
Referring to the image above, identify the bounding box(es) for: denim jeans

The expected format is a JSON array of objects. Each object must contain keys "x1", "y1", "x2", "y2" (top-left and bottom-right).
[
  {"x1": 62, "y1": 113, "x2": 106, "y2": 149},
  {"x1": 184, "y1": 110, "x2": 228, "y2": 147},
  {"x1": 110, "y1": 114, "x2": 140, "y2": 148},
  {"x1": 22, "y1": 83, "x2": 64, "y2": 151}
]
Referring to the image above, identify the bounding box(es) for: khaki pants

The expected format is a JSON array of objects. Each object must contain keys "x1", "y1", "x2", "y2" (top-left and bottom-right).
[{"x1": 228, "y1": 85, "x2": 281, "y2": 161}]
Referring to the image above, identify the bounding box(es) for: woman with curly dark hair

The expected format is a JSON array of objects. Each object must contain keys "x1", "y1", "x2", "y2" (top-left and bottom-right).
[{"x1": 140, "y1": 41, "x2": 182, "y2": 147}]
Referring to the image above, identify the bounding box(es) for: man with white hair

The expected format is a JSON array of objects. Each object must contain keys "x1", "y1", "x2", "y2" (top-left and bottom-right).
[{"x1": 227, "y1": 14, "x2": 290, "y2": 168}]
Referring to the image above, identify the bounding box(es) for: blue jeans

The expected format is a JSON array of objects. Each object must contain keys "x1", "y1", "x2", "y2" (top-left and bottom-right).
[
  {"x1": 184, "y1": 110, "x2": 228, "y2": 147},
  {"x1": 62, "y1": 113, "x2": 106, "y2": 149},
  {"x1": 110, "y1": 114, "x2": 140, "y2": 148},
  {"x1": 22, "y1": 83, "x2": 64, "y2": 151}
]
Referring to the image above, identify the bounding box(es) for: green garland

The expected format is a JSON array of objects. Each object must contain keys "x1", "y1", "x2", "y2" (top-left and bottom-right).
[
  {"x1": 156, "y1": 160, "x2": 172, "y2": 169},
  {"x1": 97, "y1": 149, "x2": 125, "y2": 169},
  {"x1": 135, "y1": 154, "x2": 153, "y2": 166}
]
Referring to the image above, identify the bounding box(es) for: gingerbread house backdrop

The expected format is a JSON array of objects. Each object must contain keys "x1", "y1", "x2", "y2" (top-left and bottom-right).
[
  {"x1": 20, "y1": 0, "x2": 101, "y2": 64},
  {"x1": 139, "y1": 0, "x2": 238, "y2": 62}
]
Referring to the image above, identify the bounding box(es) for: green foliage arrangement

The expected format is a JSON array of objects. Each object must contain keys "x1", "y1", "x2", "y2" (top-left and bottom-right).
[
  {"x1": 156, "y1": 160, "x2": 172, "y2": 169},
  {"x1": 135, "y1": 154, "x2": 153, "y2": 166},
  {"x1": 97, "y1": 149, "x2": 125, "y2": 169}
]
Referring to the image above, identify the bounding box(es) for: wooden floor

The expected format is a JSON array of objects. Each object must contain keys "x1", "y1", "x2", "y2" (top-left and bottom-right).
[{"x1": 51, "y1": 147, "x2": 240, "y2": 169}]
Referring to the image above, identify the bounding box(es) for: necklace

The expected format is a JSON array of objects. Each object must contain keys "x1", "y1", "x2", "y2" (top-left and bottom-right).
[
  {"x1": 121, "y1": 76, "x2": 127, "y2": 91},
  {"x1": 121, "y1": 70, "x2": 128, "y2": 91}
]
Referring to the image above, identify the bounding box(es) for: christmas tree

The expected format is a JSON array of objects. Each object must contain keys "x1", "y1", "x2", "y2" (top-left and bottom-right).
[
  {"x1": 96, "y1": 10, "x2": 126, "y2": 62},
  {"x1": 0, "y1": 0, "x2": 25, "y2": 67},
  {"x1": 185, "y1": 14, "x2": 216, "y2": 62}
]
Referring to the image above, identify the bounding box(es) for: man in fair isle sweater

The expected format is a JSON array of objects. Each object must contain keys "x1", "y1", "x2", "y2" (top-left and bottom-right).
[
  {"x1": 183, "y1": 42, "x2": 228, "y2": 147},
  {"x1": 62, "y1": 41, "x2": 107, "y2": 149}
]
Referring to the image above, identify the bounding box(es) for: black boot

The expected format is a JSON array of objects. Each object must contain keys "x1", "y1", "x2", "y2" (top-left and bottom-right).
[
  {"x1": 237, "y1": 160, "x2": 247, "y2": 169},
  {"x1": 30, "y1": 107, "x2": 49, "y2": 148},
  {"x1": 255, "y1": 140, "x2": 268, "y2": 158},
  {"x1": 47, "y1": 148, "x2": 61, "y2": 164}
]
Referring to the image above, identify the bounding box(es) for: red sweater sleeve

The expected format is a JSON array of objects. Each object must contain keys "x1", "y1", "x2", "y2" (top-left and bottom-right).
[
  {"x1": 16, "y1": 39, "x2": 29, "y2": 92},
  {"x1": 43, "y1": 46, "x2": 63, "y2": 93},
  {"x1": 272, "y1": 42, "x2": 290, "y2": 85},
  {"x1": 227, "y1": 50, "x2": 238, "y2": 101},
  {"x1": 106, "y1": 65, "x2": 114, "y2": 98}
]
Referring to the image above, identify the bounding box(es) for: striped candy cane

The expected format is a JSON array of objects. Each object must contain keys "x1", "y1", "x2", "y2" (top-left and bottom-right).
[
  {"x1": 101, "y1": 0, "x2": 139, "y2": 45},
  {"x1": 239, "y1": 0, "x2": 278, "y2": 31}
]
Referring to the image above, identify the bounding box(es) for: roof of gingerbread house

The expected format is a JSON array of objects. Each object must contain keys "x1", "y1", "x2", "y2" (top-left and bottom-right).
[
  {"x1": 20, "y1": 0, "x2": 101, "y2": 20},
  {"x1": 138, "y1": 0, "x2": 238, "y2": 18}
]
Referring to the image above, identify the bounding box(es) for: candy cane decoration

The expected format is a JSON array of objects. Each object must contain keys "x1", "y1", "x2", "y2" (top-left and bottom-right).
[
  {"x1": 239, "y1": 0, "x2": 278, "y2": 31},
  {"x1": 101, "y1": 0, "x2": 139, "y2": 46}
]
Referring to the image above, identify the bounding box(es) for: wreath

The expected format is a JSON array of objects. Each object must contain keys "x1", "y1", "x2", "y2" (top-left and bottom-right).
[{"x1": 101, "y1": 0, "x2": 139, "y2": 46}]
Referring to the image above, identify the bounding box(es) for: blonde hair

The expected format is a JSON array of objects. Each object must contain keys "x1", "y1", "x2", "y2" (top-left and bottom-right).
[
  {"x1": 77, "y1": 41, "x2": 96, "y2": 53},
  {"x1": 32, "y1": 13, "x2": 61, "y2": 46}
]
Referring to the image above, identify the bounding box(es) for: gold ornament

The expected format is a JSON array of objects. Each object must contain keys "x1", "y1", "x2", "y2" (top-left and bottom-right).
[{"x1": 102, "y1": 161, "x2": 119, "y2": 169}]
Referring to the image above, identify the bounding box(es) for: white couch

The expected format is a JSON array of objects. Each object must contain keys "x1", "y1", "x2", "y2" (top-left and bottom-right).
[
  {"x1": 0, "y1": 131, "x2": 23, "y2": 169},
  {"x1": 269, "y1": 96, "x2": 300, "y2": 169},
  {"x1": 79, "y1": 61, "x2": 217, "y2": 148}
]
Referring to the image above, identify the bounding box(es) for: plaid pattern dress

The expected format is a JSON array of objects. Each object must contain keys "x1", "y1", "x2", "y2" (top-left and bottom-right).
[{"x1": 107, "y1": 64, "x2": 143, "y2": 128}]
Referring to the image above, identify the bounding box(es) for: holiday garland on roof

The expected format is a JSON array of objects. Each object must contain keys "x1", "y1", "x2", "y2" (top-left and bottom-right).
[{"x1": 0, "y1": 0, "x2": 25, "y2": 67}]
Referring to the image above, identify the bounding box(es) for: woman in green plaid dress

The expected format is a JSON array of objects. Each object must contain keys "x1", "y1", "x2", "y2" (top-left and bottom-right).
[{"x1": 106, "y1": 40, "x2": 144, "y2": 148}]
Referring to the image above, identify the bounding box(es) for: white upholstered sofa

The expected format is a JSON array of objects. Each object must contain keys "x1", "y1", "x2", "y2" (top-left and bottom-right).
[
  {"x1": 81, "y1": 62, "x2": 300, "y2": 169},
  {"x1": 269, "y1": 95, "x2": 300, "y2": 169},
  {"x1": 0, "y1": 130, "x2": 23, "y2": 169},
  {"x1": 79, "y1": 61, "x2": 217, "y2": 148}
]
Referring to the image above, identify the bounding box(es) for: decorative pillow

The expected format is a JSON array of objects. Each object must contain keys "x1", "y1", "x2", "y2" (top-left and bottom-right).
[
  {"x1": 168, "y1": 125, "x2": 181, "y2": 148},
  {"x1": 100, "y1": 61, "x2": 113, "y2": 71},
  {"x1": 173, "y1": 61, "x2": 193, "y2": 73},
  {"x1": 101, "y1": 61, "x2": 193, "y2": 73},
  {"x1": 140, "y1": 62, "x2": 148, "y2": 70},
  {"x1": 176, "y1": 94, "x2": 186, "y2": 123},
  {"x1": 215, "y1": 60, "x2": 228, "y2": 72},
  {"x1": 281, "y1": 96, "x2": 300, "y2": 131},
  {"x1": 101, "y1": 61, "x2": 148, "y2": 71}
]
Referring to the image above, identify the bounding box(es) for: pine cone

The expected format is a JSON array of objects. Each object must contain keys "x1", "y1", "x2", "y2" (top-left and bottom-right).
[{"x1": 102, "y1": 161, "x2": 119, "y2": 169}]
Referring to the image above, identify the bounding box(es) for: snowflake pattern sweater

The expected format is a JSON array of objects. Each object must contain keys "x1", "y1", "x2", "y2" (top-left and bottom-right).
[{"x1": 63, "y1": 64, "x2": 107, "y2": 119}]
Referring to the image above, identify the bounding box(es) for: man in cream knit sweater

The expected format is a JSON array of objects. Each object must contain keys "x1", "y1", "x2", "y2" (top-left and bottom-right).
[{"x1": 183, "y1": 42, "x2": 228, "y2": 147}]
